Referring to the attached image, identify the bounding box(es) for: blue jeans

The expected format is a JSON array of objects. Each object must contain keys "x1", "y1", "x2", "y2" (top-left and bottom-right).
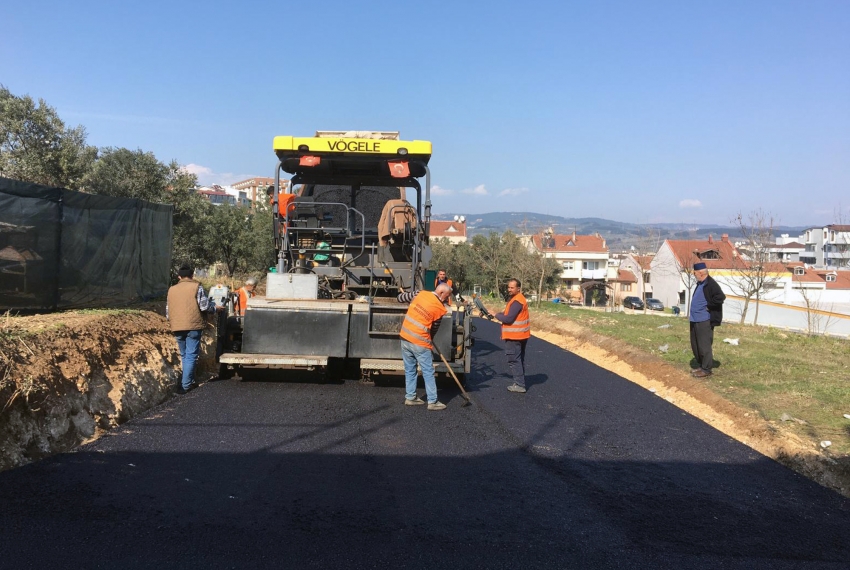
[
  {"x1": 174, "y1": 329, "x2": 202, "y2": 389},
  {"x1": 401, "y1": 339, "x2": 438, "y2": 404}
]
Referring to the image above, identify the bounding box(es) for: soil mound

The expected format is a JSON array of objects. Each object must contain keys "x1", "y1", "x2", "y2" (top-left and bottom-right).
[{"x1": 0, "y1": 309, "x2": 215, "y2": 471}]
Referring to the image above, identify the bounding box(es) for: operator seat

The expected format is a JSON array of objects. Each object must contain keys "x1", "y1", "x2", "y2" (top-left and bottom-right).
[{"x1": 377, "y1": 198, "x2": 417, "y2": 262}]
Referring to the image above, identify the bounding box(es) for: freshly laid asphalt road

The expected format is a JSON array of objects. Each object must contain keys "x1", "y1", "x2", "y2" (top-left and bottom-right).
[{"x1": 1, "y1": 320, "x2": 848, "y2": 569}]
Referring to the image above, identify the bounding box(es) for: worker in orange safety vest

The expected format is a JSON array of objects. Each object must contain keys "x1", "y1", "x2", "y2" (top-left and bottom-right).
[
  {"x1": 234, "y1": 277, "x2": 257, "y2": 316},
  {"x1": 397, "y1": 283, "x2": 453, "y2": 410},
  {"x1": 435, "y1": 269, "x2": 464, "y2": 304},
  {"x1": 492, "y1": 278, "x2": 530, "y2": 394},
  {"x1": 434, "y1": 269, "x2": 453, "y2": 290}
]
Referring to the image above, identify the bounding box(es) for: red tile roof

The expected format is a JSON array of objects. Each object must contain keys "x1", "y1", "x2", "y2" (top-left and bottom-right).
[
  {"x1": 771, "y1": 242, "x2": 804, "y2": 249},
  {"x1": 232, "y1": 177, "x2": 276, "y2": 188},
  {"x1": 430, "y1": 221, "x2": 467, "y2": 238},
  {"x1": 634, "y1": 255, "x2": 653, "y2": 270},
  {"x1": 814, "y1": 270, "x2": 850, "y2": 290},
  {"x1": 531, "y1": 234, "x2": 608, "y2": 253},
  {"x1": 612, "y1": 269, "x2": 637, "y2": 283},
  {"x1": 664, "y1": 238, "x2": 747, "y2": 270}
]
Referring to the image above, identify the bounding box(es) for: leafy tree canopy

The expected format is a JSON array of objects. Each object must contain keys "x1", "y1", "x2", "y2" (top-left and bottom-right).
[{"x1": 0, "y1": 85, "x2": 97, "y2": 188}]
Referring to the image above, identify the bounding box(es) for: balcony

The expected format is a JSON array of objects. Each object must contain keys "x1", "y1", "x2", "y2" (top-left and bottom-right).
[{"x1": 582, "y1": 269, "x2": 607, "y2": 280}]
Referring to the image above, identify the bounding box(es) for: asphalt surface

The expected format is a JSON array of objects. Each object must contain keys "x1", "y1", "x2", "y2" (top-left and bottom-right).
[{"x1": 1, "y1": 320, "x2": 848, "y2": 569}]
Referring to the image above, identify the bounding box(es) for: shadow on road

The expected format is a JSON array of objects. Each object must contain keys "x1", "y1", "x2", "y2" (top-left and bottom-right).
[{"x1": 1, "y1": 444, "x2": 848, "y2": 569}]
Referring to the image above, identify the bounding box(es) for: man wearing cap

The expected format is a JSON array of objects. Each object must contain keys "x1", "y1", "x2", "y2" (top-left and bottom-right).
[
  {"x1": 689, "y1": 262, "x2": 726, "y2": 378},
  {"x1": 166, "y1": 265, "x2": 222, "y2": 394}
]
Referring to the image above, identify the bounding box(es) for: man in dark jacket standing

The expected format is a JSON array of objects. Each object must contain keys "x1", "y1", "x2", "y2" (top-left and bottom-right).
[{"x1": 689, "y1": 262, "x2": 726, "y2": 378}]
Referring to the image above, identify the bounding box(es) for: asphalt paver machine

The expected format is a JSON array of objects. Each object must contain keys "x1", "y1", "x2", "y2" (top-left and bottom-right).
[{"x1": 217, "y1": 132, "x2": 473, "y2": 382}]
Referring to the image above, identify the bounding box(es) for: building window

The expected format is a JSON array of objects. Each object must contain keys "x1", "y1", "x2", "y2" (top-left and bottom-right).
[
  {"x1": 622, "y1": 284, "x2": 632, "y2": 291},
  {"x1": 794, "y1": 267, "x2": 805, "y2": 276},
  {"x1": 562, "y1": 261, "x2": 574, "y2": 270},
  {"x1": 826, "y1": 274, "x2": 837, "y2": 282},
  {"x1": 582, "y1": 261, "x2": 600, "y2": 270}
]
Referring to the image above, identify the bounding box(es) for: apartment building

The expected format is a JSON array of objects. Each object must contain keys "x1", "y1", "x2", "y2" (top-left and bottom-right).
[
  {"x1": 529, "y1": 231, "x2": 613, "y2": 304},
  {"x1": 800, "y1": 225, "x2": 850, "y2": 268},
  {"x1": 232, "y1": 177, "x2": 291, "y2": 205}
]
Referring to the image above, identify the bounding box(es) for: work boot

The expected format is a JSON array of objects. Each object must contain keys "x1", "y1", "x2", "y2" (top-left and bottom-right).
[
  {"x1": 507, "y1": 383, "x2": 527, "y2": 393},
  {"x1": 427, "y1": 401, "x2": 447, "y2": 411},
  {"x1": 404, "y1": 397, "x2": 425, "y2": 406},
  {"x1": 692, "y1": 369, "x2": 712, "y2": 378}
]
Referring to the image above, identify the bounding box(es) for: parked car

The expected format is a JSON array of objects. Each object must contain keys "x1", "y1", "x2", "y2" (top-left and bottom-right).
[
  {"x1": 646, "y1": 298, "x2": 665, "y2": 311},
  {"x1": 623, "y1": 296, "x2": 644, "y2": 310}
]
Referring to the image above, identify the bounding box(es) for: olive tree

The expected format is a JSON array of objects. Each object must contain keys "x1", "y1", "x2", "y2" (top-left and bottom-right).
[{"x1": 0, "y1": 85, "x2": 97, "y2": 188}]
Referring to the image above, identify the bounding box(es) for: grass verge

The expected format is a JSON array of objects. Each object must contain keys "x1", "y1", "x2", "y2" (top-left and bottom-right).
[{"x1": 532, "y1": 304, "x2": 850, "y2": 457}]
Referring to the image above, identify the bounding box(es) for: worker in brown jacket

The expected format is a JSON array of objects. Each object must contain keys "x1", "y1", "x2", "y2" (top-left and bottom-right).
[{"x1": 166, "y1": 265, "x2": 220, "y2": 394}]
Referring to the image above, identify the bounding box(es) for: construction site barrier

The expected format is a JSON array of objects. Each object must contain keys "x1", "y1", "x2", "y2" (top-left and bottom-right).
[{"x1": 0, "y1": 177, "x2": 172, "y2": 311}]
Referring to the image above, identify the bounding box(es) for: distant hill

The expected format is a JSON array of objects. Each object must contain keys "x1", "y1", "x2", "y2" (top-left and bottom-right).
[{"x1": 432, "y1": 212, "x2": 808, "y2": 252}]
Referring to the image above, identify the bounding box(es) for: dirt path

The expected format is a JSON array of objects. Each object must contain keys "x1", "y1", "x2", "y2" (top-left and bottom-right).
[{"x1": 531, "y1": 314, "x2": 850, "y2": 498}]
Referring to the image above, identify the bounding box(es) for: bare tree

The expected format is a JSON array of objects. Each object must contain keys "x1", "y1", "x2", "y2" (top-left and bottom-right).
[
  {"x1": 794, "y1": 271, "x2": 837, "y2": 336},
  {"x1": 726, "y1": 210, "x2": 781, "y2": 325},
  {"x1": 630, "y1": 225, "x2": 662, "y2": 312}
]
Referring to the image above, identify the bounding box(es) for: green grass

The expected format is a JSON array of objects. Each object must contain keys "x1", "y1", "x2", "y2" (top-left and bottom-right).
[
  {"x1": 533, "y1": 304, "x2": 850, "y2": 455},
  {"x1": 69, "y1": 308, "x2": 144, "y2": 316}
]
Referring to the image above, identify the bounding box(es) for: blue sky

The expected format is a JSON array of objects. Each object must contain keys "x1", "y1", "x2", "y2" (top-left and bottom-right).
[{"x1": 2, "y1": 0, "x2": 848, "y2": 227}]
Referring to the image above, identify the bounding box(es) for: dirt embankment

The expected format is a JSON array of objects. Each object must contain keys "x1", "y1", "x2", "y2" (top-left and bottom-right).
[
  {"x1": 0, "y1": 310, "x2": 215, "y2": 472},
  {"x1": 531, "y1": 314, "x2": 850, "y2": 499}
]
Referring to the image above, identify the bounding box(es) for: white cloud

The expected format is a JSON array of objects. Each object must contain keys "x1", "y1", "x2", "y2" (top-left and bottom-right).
[
  {"x1": 181, "y1": 163, "x2": 255, "y2": 186},
  {"x1": 679, "y1": 199, "x2": 703, "y2": 209},
  {"x1": 462, "y1": 184, "x2": 489, "y2": 195},
  {"x1": 499, "y1": 187, "x2": 529, "y2": 197},
  {"x1": 183, "y1": 163, "x2": 214, "y2": 177},
  {"x1": 431, "y1": 185, "x2": 454, "y2": 196}
]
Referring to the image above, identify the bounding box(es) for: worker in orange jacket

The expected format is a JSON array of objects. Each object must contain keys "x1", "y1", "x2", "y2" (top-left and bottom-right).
[
  {"x1": 234, "y1": 277, "x2": 257, "y2": 316},
  {"x1": 435, "y1": 269, "x2": 464, "y2": 304},
  {"x1": 493, "y1": 278, "x2": 531, "y2": 393},
  {"x1": 397, "y1": 283, "x2": 453, "y2": 410}
]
